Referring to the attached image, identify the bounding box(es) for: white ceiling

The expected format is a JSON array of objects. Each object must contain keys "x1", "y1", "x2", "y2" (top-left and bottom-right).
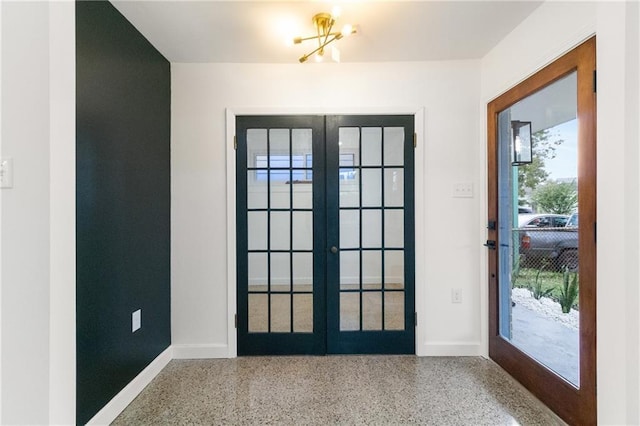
[{"x1": 111, "y1": 1, "x2": 543, "y2": 64}]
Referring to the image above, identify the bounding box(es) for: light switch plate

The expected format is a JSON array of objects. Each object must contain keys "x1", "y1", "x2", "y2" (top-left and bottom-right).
[
  {"x1": 132, "y1": 309, "x2": 141, "y2": 332},
  {"x1": 452, "y1": 289, "x2": 462, "y2": 304},
  {"x1": 452, "y1": 182, "x2": 473, "y2": 198},
  {"x1": 0, "y1": 157, "x2": 14, "y2": 188}
]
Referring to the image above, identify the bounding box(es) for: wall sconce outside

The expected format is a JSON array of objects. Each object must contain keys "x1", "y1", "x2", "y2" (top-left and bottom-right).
[{"x1": 511, "y1": 121, "x2": 532, "y2": 165}]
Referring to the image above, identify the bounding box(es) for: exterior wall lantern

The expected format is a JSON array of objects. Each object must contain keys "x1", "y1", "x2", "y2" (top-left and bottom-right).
[{"x1": 511, "y1": 120, "x2": 533, "y2": 165}]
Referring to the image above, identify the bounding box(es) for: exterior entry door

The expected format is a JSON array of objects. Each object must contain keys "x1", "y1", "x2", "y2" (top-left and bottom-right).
[
  {"x1": 487, "y1": 38, "x2": 596, "y2": 425},
  {"x1": 236, "y1": 115, "x2": 415, "y2": 355}
]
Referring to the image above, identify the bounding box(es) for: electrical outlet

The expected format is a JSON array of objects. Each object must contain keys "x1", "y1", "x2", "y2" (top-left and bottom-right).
[
  {"x1": 0, "y1": 157, "x2": 14, "y2": 188},
  {"x1": 452, "y1": 182, "x2": 473, "y2": 198},
  {"x1": 452, "y1": 289, "x2": 462, "y2": 304},
  {"x1": 132, "y1": 309, "x2": 141, "y2": 332}
]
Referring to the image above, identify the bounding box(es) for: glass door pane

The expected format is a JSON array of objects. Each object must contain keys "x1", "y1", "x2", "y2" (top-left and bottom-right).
[
  {"x1": 497, "y1": 72, "x2": 580, "y2": 386},
  {"x1": 338, "y1": 126, "x2": 406, "y2": 332}
]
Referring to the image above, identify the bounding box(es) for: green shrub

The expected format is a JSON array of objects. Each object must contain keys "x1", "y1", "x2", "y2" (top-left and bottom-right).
[
  {"x1": 531, "y1": 264, "x2": 555, "y2": 300},
  {"x1": 558, "y1": 267, "x2": 579, "y2": 313},
  {"x1": 512, "y1": 255, "x2": 522, "y2": 287}
]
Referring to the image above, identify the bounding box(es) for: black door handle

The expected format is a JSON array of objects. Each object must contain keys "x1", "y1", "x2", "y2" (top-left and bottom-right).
[{"x1": 484, "y1": 240, "x2": 496, "y2": 250}]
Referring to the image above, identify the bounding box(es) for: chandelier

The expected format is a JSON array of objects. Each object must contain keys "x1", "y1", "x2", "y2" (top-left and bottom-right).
[{"x1": 292, "y1": 10, "x2": 357, "y2": 63}]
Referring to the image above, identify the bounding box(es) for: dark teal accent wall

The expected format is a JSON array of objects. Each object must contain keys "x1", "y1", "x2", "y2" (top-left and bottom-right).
[{"x1": 75, "y1": 1, "x2": 171, "y2": 424}]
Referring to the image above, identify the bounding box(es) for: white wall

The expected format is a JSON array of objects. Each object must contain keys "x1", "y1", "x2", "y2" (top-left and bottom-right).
[
  {"x1": 596, "y1": 5, "x2": 640, "y2": 421},
  {"x1": 48, "y1": 1, "x2": 76, "y2": 424},
  {"x1": 636, "y1": 3, "x2": 640, "y2": 420},
  {"x1": 0, "y1": 2, "x2": 4, "y2": 421},
  {"x1": 480, "y1": 2, "x2": 597, "y2": 103},
  {"x1": 602, "y1": 2, "x2": 640, "y2": 423},
  {"x1": 0, "y1": 1, "x2": 76, "y2": 423},
  {"x1": 172, "y1": 60, "x2": 482, "y2": 356},
  {"x1": 480, "y1": 1, "x2": 640, "y2": 424},
  {"x1": 1, "y1": 3, "x2": 51, "y2": 422}
]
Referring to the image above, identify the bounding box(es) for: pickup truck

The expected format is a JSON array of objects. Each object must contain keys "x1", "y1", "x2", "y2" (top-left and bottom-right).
[{"x1": 518, "y1": 213, "x2": 578, "y2": 271}]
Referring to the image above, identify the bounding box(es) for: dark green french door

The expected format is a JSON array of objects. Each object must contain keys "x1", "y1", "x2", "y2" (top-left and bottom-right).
[{"x1": 236, "y1": 115, "x2": 415, "y2": 355}]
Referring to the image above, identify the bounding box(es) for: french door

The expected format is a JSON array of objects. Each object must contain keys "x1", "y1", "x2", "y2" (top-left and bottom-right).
[
  {"x1": 236, "y1": 115, "x2": 415, "y2": 355},
  {"x1": 487, "y1": 37, "x2": 596, "y2": 425}
]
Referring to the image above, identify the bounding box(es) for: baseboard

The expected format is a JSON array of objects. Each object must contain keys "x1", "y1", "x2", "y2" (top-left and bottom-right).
[
  {"x1": 172, "y1": 343, "x2": 230, "y2": 359},
  {"x1": 86, "y1": 346, "x2": 172, "y2": 425},
  {"x1": 420, "y1": 342, "x2": 483, "y2": 356}
]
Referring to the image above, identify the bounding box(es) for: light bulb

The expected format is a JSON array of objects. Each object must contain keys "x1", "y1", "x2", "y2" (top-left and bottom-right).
[
  {"x1": 331, "y1": 6, "x2": 342, "y2": 19},
  {"x1": 315, "y1": 54, "x2": 324, "y2": 63},
  {"x1": 340, "y1": 24, "x2": 356, "y2": 37},
  {"x1": 515, "y1": 135, "x2": 522, "y2": 154},
  {"x1": 331, "y1": 45, "x2": 341, "y2": 62}
]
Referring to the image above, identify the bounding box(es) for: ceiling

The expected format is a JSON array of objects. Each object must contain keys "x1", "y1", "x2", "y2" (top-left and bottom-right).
[{"x1": 111, "y1": 1, "x2": 543, "y2": 64}]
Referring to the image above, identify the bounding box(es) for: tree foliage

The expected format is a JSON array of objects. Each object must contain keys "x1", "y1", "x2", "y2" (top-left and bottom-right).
[
  {"x1": 518, "y1": 129, "x2": 564, "y2": 199},
  {"x1": 531, "y1": 180, "x2": 578, "y2": 214}
]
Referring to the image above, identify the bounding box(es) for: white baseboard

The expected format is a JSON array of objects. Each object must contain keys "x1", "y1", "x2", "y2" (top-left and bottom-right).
[
  {"x1": 86, "y1": 346, "x2": 172, "y2": 425},
  {"x1": 420, "y1": 342, "x2": 483, "y2": 356},
  {"x1": 172, "y1": 343, "x2": 230, "y2": 359}
]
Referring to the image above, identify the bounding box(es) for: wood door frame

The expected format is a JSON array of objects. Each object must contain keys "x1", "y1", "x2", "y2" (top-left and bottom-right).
[
  {"x1": 225, "y1": 107, "x2": 426, "y2": 358},
  {"x1": 487, "y1": 37, "x2": 596, "y2": 425}
]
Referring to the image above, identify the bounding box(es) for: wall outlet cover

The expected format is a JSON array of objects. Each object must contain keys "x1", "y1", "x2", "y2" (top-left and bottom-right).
[
  {"x1": 132, "y1": 309, "x2": 141, "y2": 332},
  {"x1": 0, "y1": 157, "x2": 14, "y2": 188},
  {"x1": 452, "y1": 289, "x2": 462, "y2": 304}
]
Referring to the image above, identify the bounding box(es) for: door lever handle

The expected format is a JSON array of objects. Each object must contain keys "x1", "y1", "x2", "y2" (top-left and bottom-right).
[{"x1": 484, "y1": 240, "x2": 496, "y2": 250}]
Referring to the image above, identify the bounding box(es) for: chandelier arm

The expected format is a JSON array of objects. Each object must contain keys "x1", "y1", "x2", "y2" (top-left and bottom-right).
[
  {"x1": 316, "y1": 35, "x2": 341, "y2": 54},
  {"x1": 299, "y1": 34, "x2": 342, "y2": 62},
  {"x1": 296, "y1": 32, "x2": 344, "y2": 44},
  {"x1": 316, "y1": 22, "x2": 323, "y2": 52},
  {"x1": 296, "y1": 35, "x2": 325, "y2": 43},
  {"x1": 323, "y1": 18, "x2": 335, "y2": 47}
]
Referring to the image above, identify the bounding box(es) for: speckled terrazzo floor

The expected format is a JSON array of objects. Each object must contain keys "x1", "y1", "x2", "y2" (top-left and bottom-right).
[{"x1": 112, "y1": 356, "x2": 564, "y2": 425}]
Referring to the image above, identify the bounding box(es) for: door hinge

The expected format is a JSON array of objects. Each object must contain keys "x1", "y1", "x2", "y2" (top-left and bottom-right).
[
  {"x1": 593, "y1": 70, "x2": 597, "y2": 93},
  {"x1": 233, "y1": 136, "x2": 237, "y2": 150},
  {"x1": 234, "y1": 313, "x2": 238, "y2": 329},
  {"x1": 414, "y1": 312, "x2": 418, "y2": 327},
  {"x1": 413, "y1": 133, "x2": 417, "y2": 148}
]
